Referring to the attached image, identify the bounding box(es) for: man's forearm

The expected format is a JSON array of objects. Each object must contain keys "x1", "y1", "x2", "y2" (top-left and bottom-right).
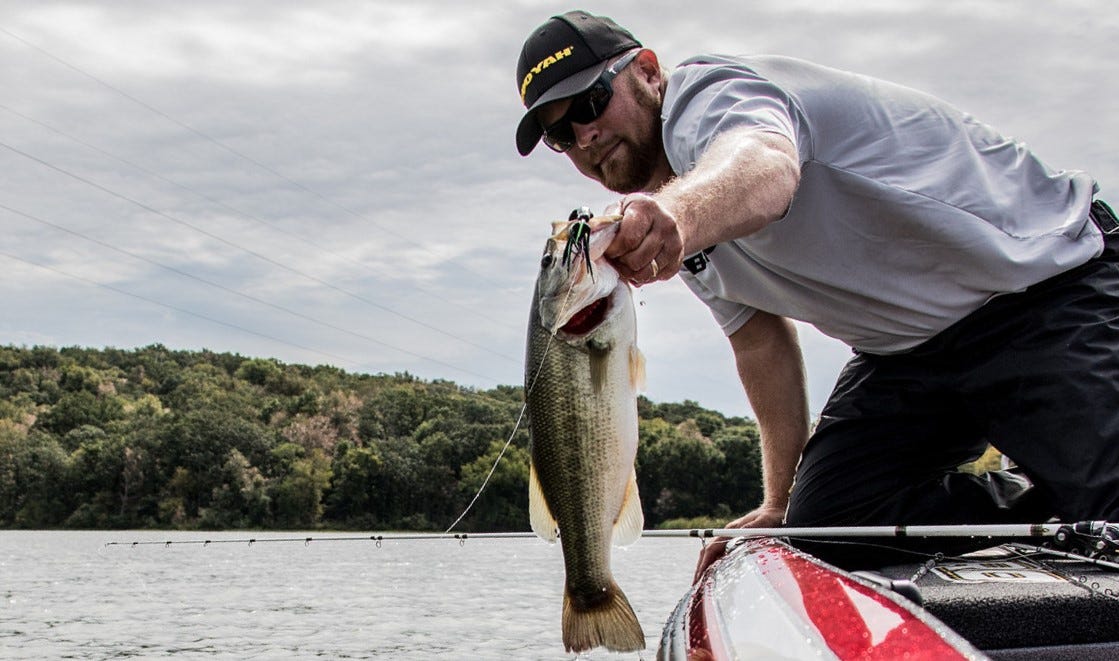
[
  {"x1": 729, "y1": 311, "x2": 810, "y2": 513},
  {"x1": 656, "y1": 128, "x2": 800, "y2": 255}
]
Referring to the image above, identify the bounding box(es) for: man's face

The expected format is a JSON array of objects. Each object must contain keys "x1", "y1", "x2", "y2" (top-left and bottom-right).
[{"x1": 536, "y1": 65, "x2": 665, "y2": 194}]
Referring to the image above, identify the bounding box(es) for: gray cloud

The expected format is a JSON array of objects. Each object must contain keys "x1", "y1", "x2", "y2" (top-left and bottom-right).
[{"x1": 2, "y1": 0, "x2": 1116, "y2": 418}]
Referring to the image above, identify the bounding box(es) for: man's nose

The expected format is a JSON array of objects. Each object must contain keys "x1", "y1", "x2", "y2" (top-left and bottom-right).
[{"x1": 572, "y1": 121, "x2": 599, "y2": 150}]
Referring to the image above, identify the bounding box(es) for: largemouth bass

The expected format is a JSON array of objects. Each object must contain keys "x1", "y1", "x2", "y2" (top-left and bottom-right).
[{"x1": 525, "y1": 212, "x2": 645, "y2": 654}]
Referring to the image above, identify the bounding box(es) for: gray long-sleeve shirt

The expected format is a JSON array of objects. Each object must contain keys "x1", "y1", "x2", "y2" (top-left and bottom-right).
[{"x1": 666, "y1": 55, "x2": 1101, "y2": 354}]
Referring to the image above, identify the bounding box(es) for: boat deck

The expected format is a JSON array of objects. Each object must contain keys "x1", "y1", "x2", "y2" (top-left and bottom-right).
[{"x1": 872, "y1": 546, "x2": 1119, "y2": 659}]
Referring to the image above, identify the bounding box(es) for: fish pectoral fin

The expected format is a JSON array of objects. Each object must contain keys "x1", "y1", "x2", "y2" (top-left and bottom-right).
[
  {"x1": 612, "y1": 469, "x2": 644, "y2": 547},
  {"x1": 528, "y1": 462, "x2": 559, "y2": 542},
  {"x1": 628, "y1": 345, "x2": 646, "y2": 392},
  {"x1": 588, "y1": 346, "x2": 610, "y2": 394}
]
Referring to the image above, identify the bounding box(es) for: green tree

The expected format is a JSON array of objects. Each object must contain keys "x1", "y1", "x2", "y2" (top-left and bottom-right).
[
  {"x1": 366, "y1": 436, "x2": 427, "y2": 528},
  {"x1": 159, "y1": 409, "x2": 273, "y2": 518},
  {"x1": 0, "y1": 343, "x2": 761, "y2": 532},
  {"x1": 637, "y1": 419, "x2": 724, "y2": 525},
  {"x1": 0, "y1": 423, "x2": 70, "y2": 526},
  {"x1": 712, "y1": 423, "x2": 763, "y2": 514},
  {"x1": 204, "y1": 449, "x2": 270, "y2": 528},
  {"x1": 270, "y1": 446, "x2": 331, "y2": 527},
  {"x1": 326, "y1": 442, "x2": 382, "y2": 525},
  {"x1": 36, "y1": 390, "x2": 123, "y2": 438},
  {"x1": 359, "y1": 383, "x2": 438, "y2": 440},
  {"x1": 458, "y1": 439, "x2": 530, "y2": 531}
]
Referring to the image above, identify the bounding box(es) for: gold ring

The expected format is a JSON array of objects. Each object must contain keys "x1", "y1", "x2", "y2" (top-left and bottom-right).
[{"x1": 650, "y1": 259, "x2": 659, "y2": 278}]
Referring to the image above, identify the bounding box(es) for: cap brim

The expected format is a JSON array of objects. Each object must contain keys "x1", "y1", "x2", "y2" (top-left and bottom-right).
[{"x1": 515, "y1": 60, "x2": 612, "y2": 156}]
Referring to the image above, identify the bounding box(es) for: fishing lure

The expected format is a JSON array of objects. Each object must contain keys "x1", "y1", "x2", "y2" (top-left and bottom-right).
[{"x1": 561, "y1": 206, "x2": 595, "y2": 279}]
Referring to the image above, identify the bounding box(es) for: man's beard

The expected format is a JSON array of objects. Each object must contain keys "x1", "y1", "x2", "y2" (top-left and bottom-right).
[{"x1": 600, "y1": 76, "x2": 664, "y2": 194}]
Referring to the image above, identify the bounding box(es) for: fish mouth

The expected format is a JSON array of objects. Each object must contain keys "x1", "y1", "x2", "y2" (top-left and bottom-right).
[{"x1": 559, "y1": 293, "x2": 611, "y2": 337}]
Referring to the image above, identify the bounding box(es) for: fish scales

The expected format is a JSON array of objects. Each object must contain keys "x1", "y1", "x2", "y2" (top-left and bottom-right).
[
  {"x1": 525, "y1": 215, "x2": 645, "y2": 654},
  {"x1": 528, "y1": 303, "x2": 627, "y2": 592}
]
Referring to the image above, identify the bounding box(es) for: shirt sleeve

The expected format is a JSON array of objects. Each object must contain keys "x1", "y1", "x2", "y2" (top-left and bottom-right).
[
  {"x1": 665, "y1": 57, "x2": 795, "y2": 337},
  {"x1": 680, "y1": 269, "x2": 758, "y2": 337},
  {"x1": 662, "y1": 57, "x2": 804, "y2": 176}
]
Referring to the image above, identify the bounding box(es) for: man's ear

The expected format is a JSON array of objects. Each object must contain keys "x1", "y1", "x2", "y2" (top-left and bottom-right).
[{"x1": 633, "y1": 49, "x2": 662, "y2": 84}]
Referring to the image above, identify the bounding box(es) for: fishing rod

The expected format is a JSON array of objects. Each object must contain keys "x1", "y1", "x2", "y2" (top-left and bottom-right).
[
  {"x1": 105, "y1": 521, "x2": 1114, "y2": 549},
  {"x1": 646, "y1": 523, "x2": 1063, "y2": 539},
  {"x1": 103, "y1": 532, "x2": 538, "y2": 548}
]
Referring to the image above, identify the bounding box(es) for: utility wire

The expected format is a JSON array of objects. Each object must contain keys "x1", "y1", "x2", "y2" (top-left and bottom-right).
[
  {"x1": 0, "y1": 250, "x2": 357, "y2": 368},
  {"x1": 0, "y1": 202, "x2": 505, "y2": 384},
  {"x1": 0, "y1": 25, "x2": 507, "y2": 291},
  {"x1": 0, "y1": 139, "x2": 520, "y2": 367},
  {"x1": 0, "y1": 102, "x2": 519, "y2": 334}
]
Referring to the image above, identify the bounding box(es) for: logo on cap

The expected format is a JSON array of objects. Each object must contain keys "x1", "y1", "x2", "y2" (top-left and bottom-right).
[{"x1": 520, "y1": 46, "x2": 576, "y2": 102}]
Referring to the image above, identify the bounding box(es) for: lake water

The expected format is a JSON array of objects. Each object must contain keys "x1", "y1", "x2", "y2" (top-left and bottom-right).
[{"x1": 0, "y1": 531, "x2": 700, "y2": 660}]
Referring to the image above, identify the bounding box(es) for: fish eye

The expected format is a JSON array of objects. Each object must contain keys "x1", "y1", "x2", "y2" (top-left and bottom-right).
[{"x1": 541, "y1": 254, "x2": 553, "y2": 269}]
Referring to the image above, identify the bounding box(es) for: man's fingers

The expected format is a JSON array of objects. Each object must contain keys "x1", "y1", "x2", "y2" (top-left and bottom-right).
[
  {"x1": 604, "y1": 194, "x2": 684, "y2": 283},
  {"x1": 693, "y1": 537, "x2": 729, "y2": 584},
  {"x1": 605, "y1": 199, "x2": 654, "y2": 259}
]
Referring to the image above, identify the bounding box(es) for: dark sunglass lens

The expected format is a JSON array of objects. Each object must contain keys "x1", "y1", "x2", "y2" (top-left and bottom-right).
[
  {"x1": 543, "y1": 121, "x2": 576, "y2": 152},
  {"x1": 566, "y1": 85, "x2": 611, "y2": 125}
]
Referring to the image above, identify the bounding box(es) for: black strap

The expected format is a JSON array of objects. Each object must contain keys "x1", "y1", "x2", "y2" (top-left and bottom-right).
[
  {"x1": 682, "y1": 246, "x2": 717, "y2": 274},
  {"x1": 1091, "y1": 199, "x2": 1119, "y2": 235}
]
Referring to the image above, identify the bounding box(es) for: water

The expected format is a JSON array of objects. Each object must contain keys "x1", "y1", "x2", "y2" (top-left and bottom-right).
[{"x1": 0, "y1": 531, "x2": 700, "y2": 660}]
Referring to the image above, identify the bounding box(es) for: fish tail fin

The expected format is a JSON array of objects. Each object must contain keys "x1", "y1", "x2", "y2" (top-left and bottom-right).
[{"x1": 561, "y1": 581, "x2": 646, "y2": 653}]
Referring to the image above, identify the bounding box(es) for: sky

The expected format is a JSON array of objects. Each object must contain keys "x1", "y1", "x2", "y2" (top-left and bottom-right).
[{"x1": 1, "y1": 0, "x2": 1116, "y2": 419}]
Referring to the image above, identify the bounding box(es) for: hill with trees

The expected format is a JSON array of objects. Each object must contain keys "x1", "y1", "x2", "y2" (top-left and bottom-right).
[{"x1": 0, "y1": 344, "x2": 762, "y2": 531}]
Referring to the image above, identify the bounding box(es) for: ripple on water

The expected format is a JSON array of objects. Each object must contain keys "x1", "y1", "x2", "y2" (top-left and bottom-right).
[{"x1": 2, "y1": 531, "x2": 699, "y2": 659}]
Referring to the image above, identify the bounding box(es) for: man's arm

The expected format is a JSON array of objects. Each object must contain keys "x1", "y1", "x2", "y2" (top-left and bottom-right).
[
  {"x1": 693, "y1": 310, "x2": 810, "y2": 582},
  {"x1": 732, "y1": 310, "x2": 810, "y2": 518},
  {"x1": 606, "y1": 127, "x2": 800, "y2": 282}
]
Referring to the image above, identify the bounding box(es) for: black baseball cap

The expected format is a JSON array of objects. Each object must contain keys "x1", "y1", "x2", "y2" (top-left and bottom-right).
[{"x1": 515, "y1": 11, "x2": 641, "y2": 156}]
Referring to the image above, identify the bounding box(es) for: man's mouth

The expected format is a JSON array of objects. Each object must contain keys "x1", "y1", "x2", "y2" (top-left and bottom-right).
[{"x1": 596, "y1": 141, "x2": 623, "y2": 170}]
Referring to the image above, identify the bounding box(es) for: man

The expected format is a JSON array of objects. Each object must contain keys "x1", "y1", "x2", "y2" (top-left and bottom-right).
[{"x1": 515, "y1": 11, "x2": 1119, "y2": 576}]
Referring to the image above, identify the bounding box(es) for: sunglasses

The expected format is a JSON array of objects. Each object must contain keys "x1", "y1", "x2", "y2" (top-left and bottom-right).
[{"x1": 541, "y1": 49, "x2": 640, "y2": 153}]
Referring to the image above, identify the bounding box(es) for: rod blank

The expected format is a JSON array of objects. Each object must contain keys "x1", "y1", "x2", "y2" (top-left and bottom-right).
[{"x1": 105, "y1": 523, "x2": 1064, "y2": 548}]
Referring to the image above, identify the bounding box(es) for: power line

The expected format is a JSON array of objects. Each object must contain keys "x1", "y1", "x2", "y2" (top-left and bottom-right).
[
  {"x1": 0, "y1": 139, "x2": 521, "y2": 366},
  {"x1": 0, "y1": 250, "x2": 357, "y2": 368},
  {"x1": 0, "y1": 202, "x2": 506, "y2": 384},
  {"x1": 0, "y1": 102, "x2": 519, "y2": 334},
  {"x1": 0, "y1": 25, "x2": 508, "y2": 292}
]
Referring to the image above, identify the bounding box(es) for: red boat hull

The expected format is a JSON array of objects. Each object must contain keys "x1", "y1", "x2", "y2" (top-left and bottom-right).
[{"x1": 658, "y1": 537, "x2": 983, "y2": 660}]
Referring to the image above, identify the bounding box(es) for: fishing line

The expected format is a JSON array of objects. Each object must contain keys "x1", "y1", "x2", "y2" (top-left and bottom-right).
[
  {"x1": 442, "y1": 222, "x2": 586, "y2": 534},
  {"x1": 1005, "y1": 543, "x2": 1119, "y2": 572},
  {"x1": 104, "y1": 532, "x2": 543, "y2": 548},
  {"x1": 1001, "y1": 544, "x2": 1119, "y2": 600},
  {"x1": 441, "y1": 405, "x2": 525, "y2": 535}
]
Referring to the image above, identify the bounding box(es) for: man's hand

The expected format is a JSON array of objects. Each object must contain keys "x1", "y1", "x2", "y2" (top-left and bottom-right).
[
  {"x1": 604, "y1": 194, "x2": 684, "y2": 285},
  {"x1": 693, "y1": 503, "x2": 786, "y2": 584}
]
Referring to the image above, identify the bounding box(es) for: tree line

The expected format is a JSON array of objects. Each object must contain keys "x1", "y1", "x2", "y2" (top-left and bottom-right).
[{"x1": 0, "y1": 344, "x2": 763, "y2": 531}]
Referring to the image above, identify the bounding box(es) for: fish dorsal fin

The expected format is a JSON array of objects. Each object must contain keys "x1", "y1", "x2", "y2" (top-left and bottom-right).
[
  {"x1": 588, "y1": 214, "x2": 622, "y2": 231},
  {"x1": 528, "y1": 462, "x2": 559, "y2": 542},
  {"x1": 629, "y1": 345, "x2": 646, "y2": 392},
  {"x1": 612, "y1": 469, "x2": 644, "y2": 546}
]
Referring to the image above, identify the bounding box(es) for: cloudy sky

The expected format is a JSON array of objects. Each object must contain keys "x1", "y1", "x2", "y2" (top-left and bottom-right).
[{"x1": 2, "y1": 0, "x2": 1116, "y2": 418}]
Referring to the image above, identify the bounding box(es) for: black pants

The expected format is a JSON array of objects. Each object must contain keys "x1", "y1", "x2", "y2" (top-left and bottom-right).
[{"x1": 786, "y1": 204, "x2": 1119, "y2": 540}]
